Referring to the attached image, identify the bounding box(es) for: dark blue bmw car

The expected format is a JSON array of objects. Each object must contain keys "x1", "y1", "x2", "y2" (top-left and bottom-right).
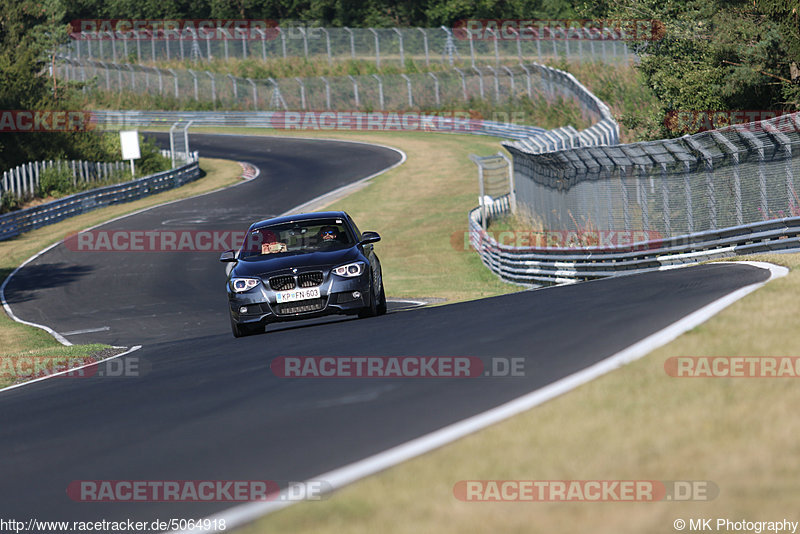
[{"x1": 220, "y1": 211, "x2": 386, "y2": 337}]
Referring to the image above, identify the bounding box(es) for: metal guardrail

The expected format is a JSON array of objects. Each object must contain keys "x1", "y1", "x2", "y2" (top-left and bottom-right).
[
  {"x1": 0, "y1": 154, "x2": 199, "y2": 242},
  {"x1": 468, "y1": 196, "x2": 800, "y2": 286},
  {"x1": 2, "y1": 159, "x2": 129, "y2": 199}
]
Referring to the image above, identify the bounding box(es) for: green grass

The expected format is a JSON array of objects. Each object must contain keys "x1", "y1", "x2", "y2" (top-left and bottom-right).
[{"x1": 0, "y1": 157, "x2": 243, "y2": 388}]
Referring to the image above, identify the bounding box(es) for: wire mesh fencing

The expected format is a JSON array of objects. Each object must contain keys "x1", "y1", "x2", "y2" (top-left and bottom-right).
[
  {"x1": 503, "y1": 115, "x2": 800, "y2": 240},
  {"x1": 62, "y1": 26, "x2": 636, "y2": 66}
]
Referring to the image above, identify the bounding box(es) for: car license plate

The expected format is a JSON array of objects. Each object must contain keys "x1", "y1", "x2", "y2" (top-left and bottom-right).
[{"x1": 275, "y1": 287, "x2": 320, "y2": 303}]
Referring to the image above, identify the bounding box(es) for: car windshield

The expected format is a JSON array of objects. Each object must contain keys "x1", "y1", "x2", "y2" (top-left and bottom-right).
[{"x1": 239, "y1": 218, "x2": 354, "y2": 259}]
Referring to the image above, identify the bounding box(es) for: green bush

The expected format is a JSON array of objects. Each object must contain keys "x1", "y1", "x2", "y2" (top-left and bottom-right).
[
  {"x1": 1, "y1": 191, "x2": 21, "y2": 214},
  {"x1": 36, "y1": 166, "x2": 75, "y2": 197}
]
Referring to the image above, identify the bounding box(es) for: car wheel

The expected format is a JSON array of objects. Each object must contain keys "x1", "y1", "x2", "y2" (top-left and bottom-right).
[
  {"x1": 358, "y1": 275, "x2": 379, "y2": 319},
  {"x1": 376, "y1": 278, "x2": 387, "y2": 316},
  {"x1": 230, "y1": 313, "x2": 265, "y2": 338}
]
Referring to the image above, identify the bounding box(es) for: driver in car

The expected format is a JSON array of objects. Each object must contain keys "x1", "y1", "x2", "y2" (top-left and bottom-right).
[{"x1": 318, "y1": 225, "x2": 340, "y2": 244}]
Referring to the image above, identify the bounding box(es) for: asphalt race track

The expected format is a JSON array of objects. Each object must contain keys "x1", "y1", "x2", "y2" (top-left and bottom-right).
[{"x1": 0, "y1": 133, "x2": 771, "y2": 528}]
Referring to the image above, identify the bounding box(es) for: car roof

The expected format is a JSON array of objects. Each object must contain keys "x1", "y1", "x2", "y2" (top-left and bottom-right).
[{"x1": 248, "y1": 211, "x2": 350, "y2": 230}]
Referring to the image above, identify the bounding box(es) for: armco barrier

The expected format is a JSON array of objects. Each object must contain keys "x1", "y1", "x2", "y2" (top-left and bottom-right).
[
  {"x1": 469, "y1": 195, "x2": 800, "y2": 286},
  {"x1": 0, "y1": 155, "x2": 199, "y2": 242}
]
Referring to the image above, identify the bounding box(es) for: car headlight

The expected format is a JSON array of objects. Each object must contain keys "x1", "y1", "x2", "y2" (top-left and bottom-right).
[
  {"x1": 230, "y1": 278, "x2": 261, "y2": 293},
  {"x1": 332, "y1": 262, "x2": 365, "y2": 277}
]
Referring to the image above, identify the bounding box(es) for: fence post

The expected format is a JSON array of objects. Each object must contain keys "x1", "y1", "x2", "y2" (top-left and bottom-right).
[
  {"x1": 471, "y1": 66, "x2": 485, "y2": 99},
  {"x1": 660, "y1": 162, "x2": 670, "y2": 236},
  {"x1": 621, "y1": 166, "x2": 631, "y2": 232},
  {"x1": 417, "y1": 28, "x2": 430, "y2": 67},
  {"x1": 320, "y1": 28, "x2": 332, "y2": 64},
  {"x1": 368, "y1": 28, "x2": 380, "y2": 68},
  {"x1": 711, "y1": 130, "x2": 743, "y2": 226},
  {"x1": 738, "y1": 129, "x2": 768, "y2": 220},
  {"x1": 393, "y1": 28, "x2": 405, "y2": 65},
  {"x1": 372, "y1": 74, "x2": 385, "y2": 110},
  {"x1": 206, "y1": 71, "x2": 216, "y2": 108},
  {"x1": 227, "y1": 74, "x2": 238, "y2": 99},
  {"x1": 428, "y1": 72, "x2": 440, "y2": 106},
  {"x1": 502, "y1": 66, "x2": 515, "y2": 99},
  {"x1": 248, "y1": 79, "x2": 258, "y2": 110},
  {"x1": 453, "y1": 67, "x2": 467, "y2": 101},
  {"x1": 344, "y1": 27, "x2": 355, "y2": 59},
  {"x1": 188, "y1": 69, "x2": 198, "y2": 100},
  {"x1": 296, "y1": 78, "x2": 307, "y2": 110},
  {"x1": 320, "y1": 76, "x2": 331, "y2": 109},
  {"x1": 349, "y1": 75, "x2": 360, "y2": 107},
  {"x1": 400, "y1": 74, "x2": 413, "y2": 107},
  {"x1": 168, "y1": 68, "x2": 179, "y2": 98}
]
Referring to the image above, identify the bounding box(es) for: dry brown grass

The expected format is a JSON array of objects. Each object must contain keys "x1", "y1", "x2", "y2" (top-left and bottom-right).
[{"x1": 240, "y1": 253, "x2": 800, "y2": 534}]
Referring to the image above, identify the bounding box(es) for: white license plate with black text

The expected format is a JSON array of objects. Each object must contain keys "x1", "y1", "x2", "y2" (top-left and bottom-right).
[{"x1": 275, "y1": 287, "x2": 320, "y2": 303}]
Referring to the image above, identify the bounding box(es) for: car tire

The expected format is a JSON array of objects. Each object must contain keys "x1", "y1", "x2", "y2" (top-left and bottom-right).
[
  {"x1": 376, "y1": 278, "x2": 387, "y2": 316},
  {"x1": 358, "y1": 275, "x2": 379, "y2": 318},
  {"x1": 230, "y1": 314, "x2": 265, "y2": 338}
]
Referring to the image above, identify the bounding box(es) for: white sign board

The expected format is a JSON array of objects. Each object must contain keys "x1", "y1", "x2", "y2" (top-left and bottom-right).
[{"x1": 120, "y1": 130, "x2": 141, "y2": 160}]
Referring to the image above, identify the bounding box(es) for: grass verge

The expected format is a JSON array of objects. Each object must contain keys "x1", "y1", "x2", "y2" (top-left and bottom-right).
[
  {"x1": 0, "y1": 157, "x2": 243, "y2": 388},
  {"x1": 177, "y1": 127, "x2": 521, "y2": 302},
  {"x1": 239, "y1": 253, "x2": 800, "y2": 534}
]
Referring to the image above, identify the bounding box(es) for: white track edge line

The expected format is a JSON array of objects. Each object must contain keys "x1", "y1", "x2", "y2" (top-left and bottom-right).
[
  {"x1": 172, "y1": 260, "x2": 788, "y2": 533},
  {"x1": 0, "y1": 158, "x2": 259, "y2": 346},
  {"x1": 0, "y1": 345, "x2": 142, "y2": 395}
]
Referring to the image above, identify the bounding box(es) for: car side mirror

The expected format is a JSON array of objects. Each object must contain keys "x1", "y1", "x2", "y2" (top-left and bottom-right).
[
  {"x1": 219, "y1": 250, "x2": 237, "y2": 262},
  {"x1": 359, "y1": 231, "x2": 381, "y2": 245}
]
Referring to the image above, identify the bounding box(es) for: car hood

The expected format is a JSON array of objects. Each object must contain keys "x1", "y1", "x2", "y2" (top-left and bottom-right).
[{"x1": 232, "y1": 247, "x2": 361, "y2": 277}]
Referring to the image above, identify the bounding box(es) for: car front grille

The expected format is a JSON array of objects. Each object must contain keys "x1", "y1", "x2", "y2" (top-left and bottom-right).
[
  {"x1": 298, "y1": 271, "x2": 324, "y2": 287},
  {"x1": 274, "y1": 298, "x2": 326, "y2": 316},
  {"x1": 269, "y1": 275, "x2": 296, "y2": 291}
]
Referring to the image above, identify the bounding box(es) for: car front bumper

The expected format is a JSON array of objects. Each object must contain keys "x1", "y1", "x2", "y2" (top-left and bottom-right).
[{"x1": 228, "y1": 272, "x2": 372, "y2": 325}]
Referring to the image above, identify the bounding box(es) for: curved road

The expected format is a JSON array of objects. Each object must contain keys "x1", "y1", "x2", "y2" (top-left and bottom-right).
[{"x1": 0, "y1": 133, "x2": 771, "y2": 528}]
